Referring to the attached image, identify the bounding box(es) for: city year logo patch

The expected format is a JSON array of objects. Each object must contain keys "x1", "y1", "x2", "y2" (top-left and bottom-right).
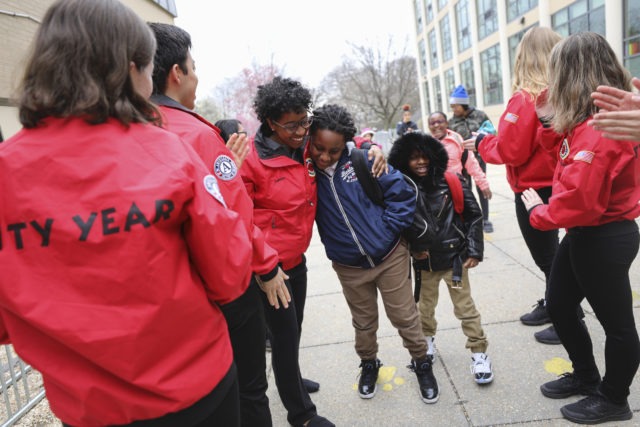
[{"x1": 214, "y1": 155, "x2": 237, "y2": 181}]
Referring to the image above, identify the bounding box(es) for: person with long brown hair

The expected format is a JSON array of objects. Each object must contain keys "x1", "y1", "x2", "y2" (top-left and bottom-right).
[
  {"x1": 522, "y1": 32, "x2": 640, "y2": 425},
  {"x1": 463, "y1": 27, "x2": 567, "y2": 345},
  {"x1": 0, "y1": 1, "x2": 252, "y2": 425}
]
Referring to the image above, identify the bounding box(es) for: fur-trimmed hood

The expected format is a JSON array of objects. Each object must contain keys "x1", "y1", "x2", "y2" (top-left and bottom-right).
[{"x1": 388, "y1": 132, "x2": 449, "y2": 185}]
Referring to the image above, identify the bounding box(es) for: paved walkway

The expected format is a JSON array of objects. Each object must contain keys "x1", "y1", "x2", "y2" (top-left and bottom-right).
[{"x1": 266, "y1": 163, "x2": 640, "y2": 427}]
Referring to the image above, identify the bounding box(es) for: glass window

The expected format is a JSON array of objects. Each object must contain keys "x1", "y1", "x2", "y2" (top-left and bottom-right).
[
  {"x1": 480, "y1": 43, "x2": 503, "y2": 105},
  {"x1": 440, "y1": 14, "x2": 453, "y2": 62},
  {"x1": 425, "y1": 0, "x2": 434, "y2": 23},
  {"x1": 508, "y1": 25, "x2": 536, "y2": 76},
  {"x1": 419, "y1": 39, "x2": 427, "y2": 74},
  {"x1": 624, "y1": 0, "x2": 640, "y2": 77},
  {"x1": 477, "y1": 0, "x2": 498, "y2": 40},
  {"x1": 429, "y1": 29, "x2": 439, "y2": 69},
  {"x1": 438, "y1": 0, "x2": 448, "y2": 10},
  {"x1": 551, "y1": 0, "x2": 605, "y2": 37},
  {"x1": 506, "y1": 0, "x2": 538, "y2": 22},
  {"x1": 423, "y1": 81, "x2": 431, "y2": 112},
  {"x1": 415, "y1": 0, "x2": 424, "y2": 33},
  {"x1": 153, "y1": 0, "x2": 177, "y2": 16},
  {"x1": 459, "y1": 58, "x2": 477, "y2": 107},
  {"x1": 433, "y1": 75, "x2": 443, "y2": 111},
  {"x1": 444, "y1": 68, "x2": 455, "y2": 99},
  {"x1": 456, "y1": 0, "x2": 471, "y2": 53}
]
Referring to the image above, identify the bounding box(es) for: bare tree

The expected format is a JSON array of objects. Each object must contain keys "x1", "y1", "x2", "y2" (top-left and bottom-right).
[{"x1": 317, "y1": 37, "x2": 420, "y2": 131}]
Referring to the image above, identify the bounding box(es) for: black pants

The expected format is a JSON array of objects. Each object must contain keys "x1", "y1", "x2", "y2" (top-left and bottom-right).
[
  {"x1": 474, "y1": 153, "x2": 490, "y2": 222},
  {"x1": 514, "y1": 187, "x2": 559, "y2": 294},
  {"x1": 547, "y1": 221, "x2": 640, "y2": 404},
  {"x1": 259, "y1": 257, "x2": 317, "y2": 426},
  {"x1": 63, "y1": 365, "x2": 240, "y2": 427},
  {"x1": 221, "y1": 282, "x2": 271, "y2": 427}
]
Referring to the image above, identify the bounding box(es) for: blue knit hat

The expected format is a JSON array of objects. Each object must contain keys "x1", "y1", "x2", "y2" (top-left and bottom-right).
[{"x1": 450, "y1": 85, "x2": 470, "y2": 105}]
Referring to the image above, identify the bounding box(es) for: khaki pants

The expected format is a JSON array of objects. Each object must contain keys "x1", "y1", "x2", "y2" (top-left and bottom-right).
[
  {"x1": 332, "y1": 242, "x2": 427, "y2": 361},
  {"x1": 418, "y1": 268, "x2": 488, "y2": 353}
]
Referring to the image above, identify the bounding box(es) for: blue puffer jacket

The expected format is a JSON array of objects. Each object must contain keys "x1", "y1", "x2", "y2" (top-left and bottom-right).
[{"x1": 315, "y1": 149, "x2": 416, "y2": 268}]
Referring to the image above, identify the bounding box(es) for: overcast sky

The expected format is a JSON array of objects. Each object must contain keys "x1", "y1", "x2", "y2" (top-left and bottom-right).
[{"x1": 174, "y1": 0, "x2": 415, "y2": 99}]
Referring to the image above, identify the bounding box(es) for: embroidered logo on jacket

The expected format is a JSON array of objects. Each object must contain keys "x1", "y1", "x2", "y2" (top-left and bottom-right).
[
  {"x1": 574, "y1": 150, "x2": 595, "y2": 164},
  {"x1": 559, "y1": 138, "x2": 570, "y2": 161},
  {"x1": 342, "y1": 162, "x2": 358, "y2": 183},
  {"x1": 214, "y1": 155, "x2": 237, "y2": 181},
  {"x1": 204, "y1": 174, "x2": 227, "y2": 207},
  {"x1": 504, "y1": 112, "x2": 519, "y2": 124},
  {"x1": 305, "y1": 157, "x2": 316, "y2": 177}
]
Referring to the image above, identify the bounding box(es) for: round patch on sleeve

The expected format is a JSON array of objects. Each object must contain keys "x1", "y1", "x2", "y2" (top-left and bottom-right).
[
  {"x1": 203, "y1": 174, "x2": 227, "y2": 208},
  {"x1": 214, "y1": 155, "x2": 238, "y2": 181}
]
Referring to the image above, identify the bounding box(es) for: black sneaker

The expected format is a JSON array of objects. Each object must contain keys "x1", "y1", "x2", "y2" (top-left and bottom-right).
[
  {"x1": 483, "y1": 220, "x2": 494, "y2": 233},
  {"x1": 540, "y1": 372, "x2": 600, "y2": 399},
  {"x1": 520, "y1": 299, "x2": 552, "y2": 326},
  {"x1": 358, "y1": 359, "x2": 381, "y2": 399},
  {"x1": 411, "y1": 358, "x2": 439, "y2": 403},
  {"x1": 534, "y1": 325, "x2": 562, "y2": 345},
  {"x1": 303, "y1": 378, "x2": 320, "y2": 393},
  {"x1": 560, "y1": 393, "x2": 632, "y2": 424}
]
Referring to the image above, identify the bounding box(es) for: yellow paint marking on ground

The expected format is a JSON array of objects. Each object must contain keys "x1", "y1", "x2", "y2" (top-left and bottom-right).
[
  {"x1": 377, "y1": 366, "x2": 397, "y2": 383},
  {"x1": 352, "y1": 383, "x2": 358, "y2": 391},
  {"x1": 382, "y1": 383, "x2": 393, "y2": 391},
  {"x1": 632, "y1": 290, "x2": 639, "y2": 301},
  {"x1": 393, "y1": 377, "x2": 405, "y2": 385},
  {"x1": 484, "y1": 233, "x2": 493, "y2": 242},
  {"x1": 544, "y1": 357, "x2": 573, "y2": 375}
]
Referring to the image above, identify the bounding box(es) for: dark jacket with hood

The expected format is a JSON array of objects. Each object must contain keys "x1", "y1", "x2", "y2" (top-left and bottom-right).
[{"x1": 388, "y1": 132, "x2": 484, "y2": 275}]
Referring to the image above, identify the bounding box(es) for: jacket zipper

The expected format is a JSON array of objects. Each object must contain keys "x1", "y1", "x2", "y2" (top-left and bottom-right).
[{"x1": 327, "y1": 172, "x2": 375, "y2": 267}]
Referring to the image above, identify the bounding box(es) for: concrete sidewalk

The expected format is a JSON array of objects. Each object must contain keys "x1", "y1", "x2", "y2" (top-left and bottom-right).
[{"x1": 266, "y1": 163, "x2": 640, "y2": 427}]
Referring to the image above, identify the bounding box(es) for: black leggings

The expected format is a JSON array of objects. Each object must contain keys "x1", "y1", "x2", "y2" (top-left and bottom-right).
[
  {"x1": 514, "y1": 187, "x2": 558, "y2": 294},
  {"x1": 547, "y1": 221, "x2": 640, "y2": 404}
]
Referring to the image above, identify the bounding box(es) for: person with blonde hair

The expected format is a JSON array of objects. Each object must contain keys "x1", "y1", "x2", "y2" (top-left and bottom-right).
[
  {"x1": 522, "y1": 31, "x2": 640, "y2": 425},
  {"x1": 463, "y1": 26, "x2": 566, "y2": 345},
  {"x1": 0, "y1": 0, "x2": 253, "y2": 426}
]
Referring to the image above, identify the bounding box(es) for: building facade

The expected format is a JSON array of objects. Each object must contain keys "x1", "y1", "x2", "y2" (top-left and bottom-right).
[
  {"x1": 411, "y1": 0, "x2": 638, "y2": 127},
  {"x1": 0, "y1": 0, "x2": 177, "y2": 139}
]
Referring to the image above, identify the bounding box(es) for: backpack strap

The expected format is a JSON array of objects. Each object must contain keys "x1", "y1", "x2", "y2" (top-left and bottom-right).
[
  {"x1": 350, "y1": 148, "x2": 384, "y2": 206},
  {"x1": 444, "y1": 172, "x2": 464, "y2": 215}
]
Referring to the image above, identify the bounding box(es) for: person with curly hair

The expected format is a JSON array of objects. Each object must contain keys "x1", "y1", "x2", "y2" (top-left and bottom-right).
[
  {"x1": 522, "y1": 32, "x2": 640, "y2": 425},
  {"x1": 309, "y1": 104, "x2": 439, "y2": 404},
  {"x1": 241, "y1": 77, "x2": 386, "y2": 427}
]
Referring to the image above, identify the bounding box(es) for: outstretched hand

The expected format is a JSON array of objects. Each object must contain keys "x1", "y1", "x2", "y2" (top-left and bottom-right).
[
  {"x1": 588, "y1": 77, "x2": 640, "y2": 141},
  {"x1": 226, "y1": 133, "x2": 250, "y2": 169},
  {"x1": 521, "y1": 188, "x2": 544, "y2": 212}
]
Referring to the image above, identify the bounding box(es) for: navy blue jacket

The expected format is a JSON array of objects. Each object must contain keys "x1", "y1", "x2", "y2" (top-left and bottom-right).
[{"x1": 315, "y1": 149, "x2": 416, "y2": 268}]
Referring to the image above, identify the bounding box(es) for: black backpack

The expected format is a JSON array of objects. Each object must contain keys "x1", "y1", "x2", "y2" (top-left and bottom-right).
[{"x1": 350, "y1": 148, "x2": 438, "y2": 252}]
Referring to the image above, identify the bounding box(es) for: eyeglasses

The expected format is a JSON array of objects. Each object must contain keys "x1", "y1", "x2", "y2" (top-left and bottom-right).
[
  {"x1": 428, "y1": 120, "x2": 446, "y2": 126},
  {"x1": 272, "y1": 116, "x2": 314, "y2": 133}
]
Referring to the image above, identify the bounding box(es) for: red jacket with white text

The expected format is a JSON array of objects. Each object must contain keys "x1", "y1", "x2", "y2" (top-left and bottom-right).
[
  {"x1": 154, "y1": 95, "x2": 279, "y2": 280},
  {"x1": 240, "y1": 132, "x2": 317, "y2": 270},
  {"x1": 0, "y1": 118, "x2": 252, "y2": 426},
  {"x1": 529, "y1": 120, "x2": 640, "y2": 230},
  {"x1": 478, "y1": 90, "x2": 556, "y2": 193}
]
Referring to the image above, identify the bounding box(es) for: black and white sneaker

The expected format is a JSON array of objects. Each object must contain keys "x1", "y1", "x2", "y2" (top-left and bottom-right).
[
  {"x1": 425, "y1": 336, "x2": 436, "y2": 364},
  {"x1": 410, "y1": 358, "x2": 439, "y2": 403},
  {"x1": 470, "y1": 353, "x2": 494, "y2": 384},
  {"x1": 357, "y1": 359, "x2": 381, "y2": 399}
]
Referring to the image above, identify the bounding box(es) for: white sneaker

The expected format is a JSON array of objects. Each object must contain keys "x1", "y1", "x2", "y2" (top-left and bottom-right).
[
  {"x1": 425, "y1": 336, "x2": 436, "y2": 364},
  {"x1": 470, "y1": 353, "x2": 493, "y2": 384}
]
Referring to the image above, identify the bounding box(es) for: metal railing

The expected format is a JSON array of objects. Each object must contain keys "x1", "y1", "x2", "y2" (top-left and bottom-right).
[{"x1": 0, "y1": 345, "x2": 45, "y2": 427}]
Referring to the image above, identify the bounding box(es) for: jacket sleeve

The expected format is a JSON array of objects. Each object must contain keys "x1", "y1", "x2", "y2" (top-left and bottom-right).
[
  {"x1": 461, "y1": 178, "x2": 484, "y2": 260},
  {"x1": 529, "y1": 137, "x2": 621, "y2": 230},
  {"x1": 181, "y1": 146, "x2": 253, "y2": 305},
  {"x1": 0, "y1": 315, "x2": 8, "y2": 344},
  {"x1": 465, "y1": 151, "x2": 490, "y2": 191},
  {"x1": 376, "y1": 166, "x2": 416, "y2": 237},
  {"x1": 478, "y1": 92, "x2": 539, "y2": 167}
]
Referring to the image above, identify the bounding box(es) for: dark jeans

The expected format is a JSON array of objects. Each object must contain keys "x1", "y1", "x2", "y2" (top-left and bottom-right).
[
  {"x1": 221, "y1": 281, "x2": 271, "y2": 427},
  {"x1": 259, "y1": 256, "x2": 316, "y2": 426},
  {"x1": 63, "y1": 365, "x2": 240, "y2": 427},
  {"x1": 546, "y1": 221, "x2": 640, "y2": 404},
  {"x1": 474, "y1": 153, "x2": 490, "y2": 222},
  {"x1": 514, "y1": 187, "x2": 558, "y2": 294}
]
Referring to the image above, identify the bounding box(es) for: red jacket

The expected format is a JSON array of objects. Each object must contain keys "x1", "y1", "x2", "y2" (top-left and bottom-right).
[
  {"x1": 240, "y1": 132, "x2": 317, "y2": 270},
  {"x1": 0, "y1": 118, "x2": 252, "y2": 426},
  {"x1": 155, "y1": 96, "x2": 279, "y2": 280},
  {"x1": 530, "y1": 120, "x2": 640, "y2": 230},
  {"x1": 478, "y1": 90, "x2": 556, "y2": 193}
]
